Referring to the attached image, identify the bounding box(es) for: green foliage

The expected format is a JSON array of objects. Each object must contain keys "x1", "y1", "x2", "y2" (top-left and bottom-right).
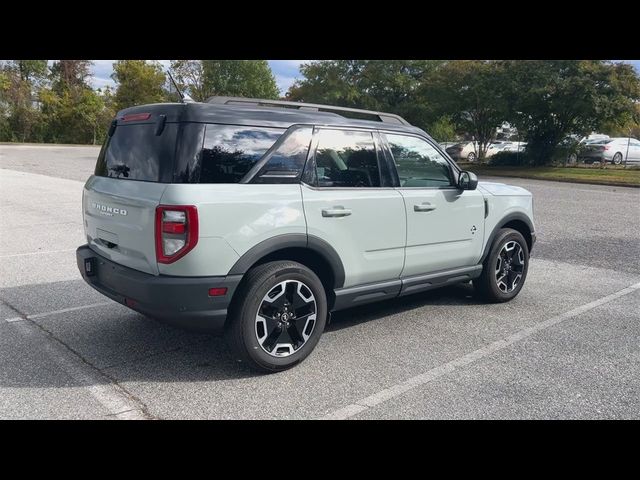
[
  {"x1": 287, "y1": 60, "x2": 443, "y2": 126},
  {"x1": 40, "y1": 87, "x2": 114, "y2": 144},
  {"x1": 2, "y1": 59, "x2": 639, "y2": 152},
  {"x1": 112, "y1": 60, "x2": 167, "y2": 111},
  {"x1": 0, "y1": 62, "x2": 44, "y2": 142},
  {"x1": 201, "y1": 60, "x2": 279, "y2": 99},
  {"x1": 500, "y1": 60, "x2": 640, "y2": 165},
  {"x1": 169, "y1": 60, "x2": 206, "y2": 101},
  {"x1": 427, "y1": 115, "x2": 457, "y2": 142},
  {"x1": 169, "y1": 60, "x2": 280, "y2": 101},
  {"x1": 489, "y1": 151, "x2": 530, "y2": 166}
]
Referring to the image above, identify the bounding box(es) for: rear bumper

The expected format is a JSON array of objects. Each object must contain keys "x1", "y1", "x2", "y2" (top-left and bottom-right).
[{"x1": 76, "y1": 245, "x2": 242, "y2": 334}]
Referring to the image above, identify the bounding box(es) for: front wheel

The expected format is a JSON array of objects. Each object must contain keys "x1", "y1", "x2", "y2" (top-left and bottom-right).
[
  {"x1": 467, "y1": 152, "x2": 477, "y2": 162},
  {"x1": 474, "y1": 228, "x2": 530, "y2": 302},
  {"x1": 225, "y1": 261, "x2": 327, "y2": 372}
]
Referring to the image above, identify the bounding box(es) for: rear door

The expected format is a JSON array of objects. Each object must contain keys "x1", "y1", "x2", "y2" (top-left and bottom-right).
[
  {"x1": 85, "y1": 117, "x2": 179, "y2": 274},
  {"x1": 381, "y1": 132, "x2": 485, "y2": 276},
  {"x1": 301, "y1": 127, "x2": 406, "y2": 287}
]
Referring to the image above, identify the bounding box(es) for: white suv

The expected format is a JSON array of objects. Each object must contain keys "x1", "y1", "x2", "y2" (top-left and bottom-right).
[{"x1": 76, "y1": 97, "x2": 536, "y2": 372}]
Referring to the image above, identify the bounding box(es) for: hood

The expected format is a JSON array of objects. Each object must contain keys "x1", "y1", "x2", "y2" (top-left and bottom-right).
[{"x1": 478, "y1": 181, "x2": 532, "y2": 196}]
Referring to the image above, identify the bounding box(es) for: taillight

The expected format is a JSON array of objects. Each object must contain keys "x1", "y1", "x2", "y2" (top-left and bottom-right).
[
  {"x1": 121, "y1": 113, "x2": 151, "y2": 122},
  {"x1": 155, "y1": 205, "x2": 198, "y2": 264}
]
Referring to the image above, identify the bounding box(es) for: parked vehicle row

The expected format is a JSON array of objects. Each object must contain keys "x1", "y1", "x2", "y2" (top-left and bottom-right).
[
  {"x1": 442, "y1": 134, "x2": 640, "y2": 165},
  {"x1": 444, "y1": 141, "x2": 527, "y2": 162}
]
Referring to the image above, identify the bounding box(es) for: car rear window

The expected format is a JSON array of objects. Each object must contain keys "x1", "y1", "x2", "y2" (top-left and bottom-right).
[{"x1": 95, "y1": 123, "x2": 179, "y2": 182}]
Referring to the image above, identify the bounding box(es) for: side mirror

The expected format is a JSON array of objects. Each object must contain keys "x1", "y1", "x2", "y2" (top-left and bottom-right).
[{"x1": 458, "y1": 171, "x2": 478, "y2": 190}]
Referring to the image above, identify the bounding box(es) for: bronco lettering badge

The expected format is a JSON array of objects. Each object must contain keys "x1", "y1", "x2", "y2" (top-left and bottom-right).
[{"x1": 92, "y1": 202, "x2": 128, "y2": 216}]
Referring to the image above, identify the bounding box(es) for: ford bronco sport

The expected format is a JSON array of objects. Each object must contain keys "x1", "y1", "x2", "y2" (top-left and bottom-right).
[{"x1": 76, "y1": 97, "x2": 536, "y2": 372}]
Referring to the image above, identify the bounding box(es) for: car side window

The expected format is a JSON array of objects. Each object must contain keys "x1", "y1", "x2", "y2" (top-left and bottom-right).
[
  {"x1": 252, "y1": 127, "x2": 313, "y2": 184},
  {"x1": 314, "y1": 129, "x2": 381, "y2": 188},
  {"x1": 384, "y1": 133, "x2": 453, "y2": 188}
]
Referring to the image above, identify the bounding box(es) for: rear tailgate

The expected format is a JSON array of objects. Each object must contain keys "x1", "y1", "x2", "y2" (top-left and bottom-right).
[
  {"x1": 85, "y1": 107, "x2": 182, "y2": 275},
  {"x1": 84, "y1": 177, "x2": 167, "y2": 275}
]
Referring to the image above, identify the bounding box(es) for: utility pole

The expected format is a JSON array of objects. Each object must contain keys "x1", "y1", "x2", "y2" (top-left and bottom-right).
[{"x1": 624, "y1": 129, "x2": 631, "y2": 168}]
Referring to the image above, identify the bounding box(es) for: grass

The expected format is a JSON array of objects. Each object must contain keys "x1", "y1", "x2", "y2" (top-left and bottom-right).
[{"x1": 460, "y1": 163, "x2": 640, "y2": 188}]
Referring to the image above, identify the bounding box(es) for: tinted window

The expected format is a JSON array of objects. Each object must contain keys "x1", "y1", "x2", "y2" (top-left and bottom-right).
[
  {"x1": 253, "y1": 127, "x2": 313, "y2": 184},
  {"x1": 198, "y1": 125, "x2": 284, "y2": 183},
  {"x1": 314, "y1": 129, "x2": 380, "y2": 187},
  {"x1": 95, "y1": 123, "x2": 178, "y2": 182},
  {"x1": 385, "y1": 133, "x2": 452, "y2": 188}
]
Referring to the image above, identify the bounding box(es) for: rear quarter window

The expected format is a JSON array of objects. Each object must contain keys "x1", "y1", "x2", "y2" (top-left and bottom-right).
[{"x1": 197, "y1": 125, "x2": 284, "y2": 183}]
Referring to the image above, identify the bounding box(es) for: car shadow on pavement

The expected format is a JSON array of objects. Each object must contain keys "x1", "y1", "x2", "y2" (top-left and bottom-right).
[
  {"x1": 0, "y1": 279, "x2": 486, "y2": 386},
  {"x1": 326, "y1": 282, "x2": 484, "y2": 332}
]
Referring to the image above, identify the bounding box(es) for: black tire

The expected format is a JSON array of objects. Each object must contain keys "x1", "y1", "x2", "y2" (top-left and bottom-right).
[
  {"x1": 612, "y1": 152, "x2": 623, "y2": 165},
  {"x1": 467, "y1": 152, "x2": 477, "y2": 162},
  {"x1": 473, "y1": 228, "x2": 530, "y2": 303},
  {"x1": 225, "y1": 260, "x2": 328, "y2": 373}
]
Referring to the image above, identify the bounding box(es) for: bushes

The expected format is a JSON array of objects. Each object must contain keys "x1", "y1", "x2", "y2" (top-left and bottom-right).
[{"x1": 489, "y1": 151, "x2": 530, "y2": 166}]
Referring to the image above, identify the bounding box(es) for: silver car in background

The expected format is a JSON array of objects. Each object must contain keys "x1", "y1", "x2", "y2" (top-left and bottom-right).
[{"x1": 579, "y1": 137, "x2": 640, "y2": 164}]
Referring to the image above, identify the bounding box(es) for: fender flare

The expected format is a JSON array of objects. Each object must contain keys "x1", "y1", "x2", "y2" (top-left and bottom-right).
[
  {"x1": 479, "y1": 212, "x2": 535, "y2": 264},
  {"x1": 227, "y1": 234, "x2": 346, "y2": 288}
]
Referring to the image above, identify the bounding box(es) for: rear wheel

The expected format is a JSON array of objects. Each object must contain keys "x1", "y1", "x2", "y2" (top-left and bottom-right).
[
  {"x1": 225, "y1": 261, "x2": 327, "y2": 372},
  {"x1": 474, "y1": 228, "x2": 529, "y2": 302},
  {"x1": 467, "y1": 152, "x2": 477, "y2": 162},
  {"x1": 612, "y1": 152, "x2": 623, "y2": 165}
]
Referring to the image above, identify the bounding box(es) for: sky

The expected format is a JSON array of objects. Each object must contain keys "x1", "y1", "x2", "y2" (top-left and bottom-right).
[{"x1": 87, "y1": 60, "x2": 640, "y2": 95}]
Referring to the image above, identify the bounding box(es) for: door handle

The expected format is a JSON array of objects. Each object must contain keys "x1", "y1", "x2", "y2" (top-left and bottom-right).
[
  {"x1": 414, "y1": 203, "x2": 437, "y2": 212},
  {"x1": 322, "y1": 207, "x2": 352, "y2": 217}
]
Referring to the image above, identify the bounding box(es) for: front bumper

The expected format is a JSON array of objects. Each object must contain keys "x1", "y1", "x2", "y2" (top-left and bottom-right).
[{"x1": 76, "y1": 245, "x2": 242, "y2": 333}]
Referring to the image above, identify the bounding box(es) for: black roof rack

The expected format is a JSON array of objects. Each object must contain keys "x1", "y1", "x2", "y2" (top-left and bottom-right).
[{"x1": 206, "y1": 96, "x2": 411, "y2": 126}]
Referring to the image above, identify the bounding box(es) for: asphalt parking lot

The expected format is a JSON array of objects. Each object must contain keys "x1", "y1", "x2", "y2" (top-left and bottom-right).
[{"x1": 1, "y1": 144, "x2": 639, "y2": 420}]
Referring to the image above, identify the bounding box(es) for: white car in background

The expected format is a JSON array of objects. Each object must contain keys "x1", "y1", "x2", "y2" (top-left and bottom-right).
[{"x1": 445, "y1": 141, "x2": 478, "y2": 162}]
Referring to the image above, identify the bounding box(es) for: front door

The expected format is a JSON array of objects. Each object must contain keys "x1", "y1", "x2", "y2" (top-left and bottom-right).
[
  {"x1": 381, "y1": 132, "x2": 485, "y2": 277},
  {"x1": 301, "y1": 128, "x2": 406, "y2": 288}
]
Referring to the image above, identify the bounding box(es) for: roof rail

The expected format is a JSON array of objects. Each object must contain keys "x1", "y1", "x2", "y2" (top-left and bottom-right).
[{"x1": 206, "y1": 96, "x2": 411, "y2": 126}]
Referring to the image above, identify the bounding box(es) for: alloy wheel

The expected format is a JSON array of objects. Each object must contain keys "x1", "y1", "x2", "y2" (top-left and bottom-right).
[
  {"x1": 255, "y1": 280, "x2": 317, "y2": 357},
  {"x1": 495, "y1": 240, "x2": 525, "y2": 293}
]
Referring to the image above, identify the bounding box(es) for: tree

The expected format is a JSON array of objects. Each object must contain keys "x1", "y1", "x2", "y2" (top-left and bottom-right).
[
  {"x1": 169, "y1": 60, "x2": 279, "y2": 101},
  {"x1": 500, "y1": 60, "x2": 640, "y2": 165},
  {"x1": 111, "y1": 60, "x2": 167, "y2": 111},
  {"x1": 50, "y1": 60, "x2": 92, "y2": 91},
  {"x1": 287, "y1": 60, "x2": 443, "y2": 127},
  {"x1": 421, "y1": 61, "x2": 507, "y2": 161},
  {"x1": 0, "y1": 61, "x2": 48, "y2": 142},
  {"x1": 41, "y1": 60, "x2": 113, "y2": 144},
  {"x1": 200, "y1": 60, "x2": 279, "y2": 99},
  {"x1": 169, "y1": 60, "x2": 206, "y2": 101}
]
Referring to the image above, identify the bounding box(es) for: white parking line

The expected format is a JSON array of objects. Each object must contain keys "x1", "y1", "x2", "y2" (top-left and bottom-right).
[
  {"x1": 10, "y1": 318, "x2": 148, "y2": 420},
  {"x1": 4, "y1": 302, "x2": 115, "y2": 323},
  {"x1": 26, "y1": 302, "x2": 114, "y2": 320},
  {"x1": 0, "y1": 248, "x2": 77, "y2": 258},
  {"x1": 321, "y1": 281, "x2": 640, "y2": 420}
]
